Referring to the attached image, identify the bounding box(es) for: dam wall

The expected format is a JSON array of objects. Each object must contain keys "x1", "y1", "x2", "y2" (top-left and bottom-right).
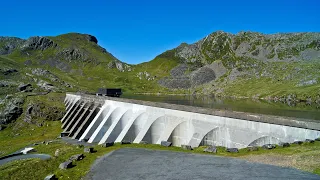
[{"x1": 61, "y1": 93, "x2": 320, "y2": 148}]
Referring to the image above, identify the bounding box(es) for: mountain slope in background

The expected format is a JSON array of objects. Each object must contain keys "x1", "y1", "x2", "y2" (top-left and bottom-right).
[
  {"x1": 157, "y1": 31, "x2": 320, "y2": 99},
  {"x1": 0, "y1": 31, "x2": 319, "y2": 105}
]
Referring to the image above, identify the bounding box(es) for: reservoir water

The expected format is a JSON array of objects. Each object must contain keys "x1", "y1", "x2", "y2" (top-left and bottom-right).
[{"x1": 122, "y1": 94, "x2": 320, "y2": 120}]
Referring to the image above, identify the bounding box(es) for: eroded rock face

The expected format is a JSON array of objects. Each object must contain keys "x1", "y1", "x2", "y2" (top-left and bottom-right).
[
  {"x1": 175, "y1": 31, "x2": 320, "y2": 63},
  {"x1": 108, "y1": 60, "x2": 132, "y2": 72},
  {"x1": 191, "y1": 67, "x2": 216, "y2": 86},
  {"x1": 21, "y1": 36, "x2": 57, "y2": 51},
  {"x1": 24, "y1": 102, "x2": 64, "y2": 123},
  {"x1": 40, "y1": 59, "x2": 72, "y2": 73},
  {"x1": 170, "y1": 64, "x2": 189, "y2": 77},
  {"x1": 0, "y1": 37, "x2": 25, "y2": 55},
  {"x1": 17, "y1": 84, "x2": 32, "y2": 92},
  {"x1": 0, "y1": 97, "x2": 24, "y2": 125},
  {"x1": 57, "y1": 48, "x2": 87, "y2": 61},
  {"x1": 208, "y1": 61, "x2": 227, "y2": 79},
  {"x1": 37, "y1": 80, "x2": 56, "y2": 91},
  {"x1": 86, "y1": 35, "x2": 98, "y2": 44}
]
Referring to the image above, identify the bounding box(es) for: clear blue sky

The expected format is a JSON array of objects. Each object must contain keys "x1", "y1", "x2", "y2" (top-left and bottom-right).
[{"x1": 0, "y1": 0, "x2": 319, "y2": 64}]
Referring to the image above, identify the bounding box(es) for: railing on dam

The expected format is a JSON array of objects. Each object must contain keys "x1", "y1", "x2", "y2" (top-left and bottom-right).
[{"x1": 60, "y1": 93, "x2": 320, "y2": 149}]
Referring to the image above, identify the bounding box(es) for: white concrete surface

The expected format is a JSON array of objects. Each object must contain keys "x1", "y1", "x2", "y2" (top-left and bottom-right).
[
  {"x1": 62, "y1": 94, "x2": 320, "y2": 148},
  {"x1": 21, "y1": 147, "x2": 36, "y2": 154}
]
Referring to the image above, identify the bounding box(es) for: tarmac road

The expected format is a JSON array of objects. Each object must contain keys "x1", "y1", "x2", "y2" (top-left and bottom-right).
[{"x1": 85, "y1": 148, "x2": 320, "y2": 180}]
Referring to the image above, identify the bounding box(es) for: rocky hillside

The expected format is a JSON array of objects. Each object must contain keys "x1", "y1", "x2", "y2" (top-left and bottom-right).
[
  {"x1": 0, "y1": 31, "x2": 320, "y2": 125},
  {"x1": 157, "y1": 31, "x2": 320, "y2": 99}
]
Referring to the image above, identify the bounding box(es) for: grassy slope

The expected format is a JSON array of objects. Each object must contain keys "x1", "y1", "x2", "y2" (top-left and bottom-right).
[
  {"x1": 0, "y1": 93, "x2": 65, "y2": 156},
  {"x1": 0, "y1": 137, "x2": 320, "y2": 179},
  {"x1": 3, "y1": 33, "x2": 184, "y2": 94},
  {"x1": 3, "y1": 33, "x2": 320, "y2": 99},
  {"x1": 0, "y1": 92, "x2": 320, "y2": 179},
  {"x1": 222, "y1": 61, "x2": 320, "y2": 99}
]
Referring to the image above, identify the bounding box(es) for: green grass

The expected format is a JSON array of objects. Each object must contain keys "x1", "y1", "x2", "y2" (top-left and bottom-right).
[
  {"x1": 0, "y1": 93, "x2": 65, "y2": 156},
  {"x1": 1, "y1": 92, "x2": 320, "y2": 179},
  {"x1": 2, "y1": 32, "x2": 320, "y2": 98},
  {"x1": 1, "y1": 139, "x2": 320, "y2": 180}
]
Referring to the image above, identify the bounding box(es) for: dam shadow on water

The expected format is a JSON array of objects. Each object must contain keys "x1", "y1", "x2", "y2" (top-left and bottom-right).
[{"x1": 122, "y1": 94, "x2": 320, "y2": 121}]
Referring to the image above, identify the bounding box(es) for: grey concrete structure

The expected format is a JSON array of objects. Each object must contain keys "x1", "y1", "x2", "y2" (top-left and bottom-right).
[{"x1": 62, "y1": 93, "x2": 320, "y2": 148}]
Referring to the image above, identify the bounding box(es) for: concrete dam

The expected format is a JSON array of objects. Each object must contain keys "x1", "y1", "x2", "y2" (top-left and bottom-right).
[{"x1": 61, "y1": 93, "x2": 320, "y2": 148}]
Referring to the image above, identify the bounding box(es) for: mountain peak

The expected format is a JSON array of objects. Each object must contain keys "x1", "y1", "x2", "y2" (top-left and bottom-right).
[{"x1": 56, "y1": 33, "x2": 99, "y2": 44}]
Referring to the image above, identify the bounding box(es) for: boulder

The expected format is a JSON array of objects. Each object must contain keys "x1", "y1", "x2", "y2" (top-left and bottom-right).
[
  {"x1": 17, "y1": 84, "x2": 32, "y2": 92},
  {"x1": 24, "y1": 60, "x2": 32, "y2": 66},
  {"x1": 226, "y1": 148, "x2": 239, "y2": 153},
  {"x1": 279, "y1": 142, "x2": 290, "y2": 148},
  {"x1": 161, "y1": 141, "x2": 172, "y2": 147},
  {"x1": 293, "y1": 141, "x2": 303, "y2": 145},
  {"x1": 247, "y1": 146, "x2": 259, "y2": 151},
  {"x1": 69, "y1": 154, "x2": 84, "y2": 161},
  {"x1": 262, "y1": 144, "x2": 276, "y2": 150},
  {"x1": 181, "y1": 145, "x2": 193, "y2": 150},
  {"x1": 44, "y1": 174, "x2": 57, "y2": 180},
  {"x1": 59, "y1": 161, "x2": 73, "y2": 169},
  {"x1": 305, "y1": 139, "x2": 315, "y2": 143},
  {"x1": 203, "y1": 146, "x2": 217, "y2": 153},
  {"x1": 121, "y1": 141, "x2": 131, "y2": 145},
  {"x1": 54, "y1": 149, "x2": 60, "y2": 157},
  {"x1": 101, "y1": 142, "x2": 114, "y2": 147},
  {"x1": 84, "y1": 147, "x2": 94, "y2": 153},
  {"x1": 80, "y1": 138, "x2": 88, "y2": 143}
]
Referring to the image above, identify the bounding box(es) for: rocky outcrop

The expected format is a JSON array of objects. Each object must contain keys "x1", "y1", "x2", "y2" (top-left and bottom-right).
[
  {"x1": 108, "y1": 60, "x2": 132, "y2": 72},
  {"x1": 86, "y1": 35, "x2": 98, "y2": 44},
  {"x1": 174, "y1": 31, "x2": 320, "y2": 64},
  {"x1": 1, "y1": 69, "x2": 18, "y2": 76},
  {"x1": 21, "y1": 36, "x2": 57, "y2": 51},
  {"x1": 56, "y1": 48, "x2": 90, "y2": 62},
  {"x1": 191, "y1": 67, "x2": 216, "y2": 86},
  {"x1": 17, "y1": 84, "x2": 33, "y2": 92},
  {"x1": 32, "y1": 68, "x2": 59, "y2": 81},
  {"x1": 158, "y1": 77, "x2": 191, "y2": 89},
  {"x1": 136, "y1": 71, "x2": 154, "y2": 81},
  {"x1": 0, "y1": 97, "x2": 24, "y2": 124},
  {"x1": 39, "y1": 59, "x2": 71, "y2": 73},
  {"x1": 0, "y1": 37, "x2": 25, "y2": 55},
  {"x1": 37, "y1": 80, "x2": 56, "y2": 91},
  {"x1": 24, "y1": 102, "x2": 65, "y2": 123},
  {"x1": 158, "y1": 62, "x2": 224, "y2": 89}
]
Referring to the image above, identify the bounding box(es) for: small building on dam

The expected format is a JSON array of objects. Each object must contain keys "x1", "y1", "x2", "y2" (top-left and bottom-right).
[{"x1": 61, "y1": 93, "x2": 320, "y2": 149}]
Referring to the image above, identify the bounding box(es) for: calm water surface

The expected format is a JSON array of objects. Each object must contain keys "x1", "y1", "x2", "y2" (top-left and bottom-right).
[{"x1": 122, "y1": 94, "x2": 320, "y2": 120}]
